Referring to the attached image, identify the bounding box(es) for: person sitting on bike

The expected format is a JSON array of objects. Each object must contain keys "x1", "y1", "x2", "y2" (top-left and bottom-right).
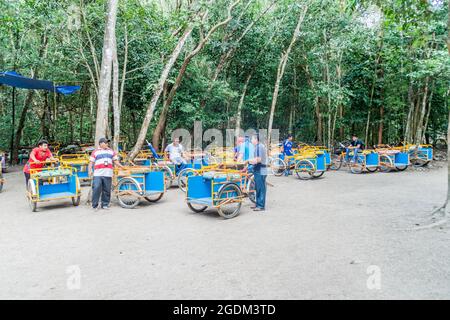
[
  {"x1": 348, "y1": 134, "x2": 364, "y2": 163},
  {"x1": 164, "y1": 137, "x2": 187, "y2": 170},
  {"x1": 23, "y1": 140, "x2": 58, "y2": 186},
  {"x1": 281, "y1": 134, "x2": 294, "y2": 176}
]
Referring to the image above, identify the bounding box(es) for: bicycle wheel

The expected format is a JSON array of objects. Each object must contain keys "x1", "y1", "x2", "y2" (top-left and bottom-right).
[
  {"x1": 329, "y1": 154, "x2": 343, "y2": 170},
  {"x1": 27, "y1": 179, "x2": 37, "y2": 212},
  {"x1": 312, "y1": 170, "x2": 325, "y2": 178},
  {"x1": 295, "y1": 160, "x2": 315, "y2": 180},
  {"x1": 187, "y1": 202, "x2": 208, "y2": 213},
  {"x1": 177, "y1": 168, "x2": 198, "y2": 193},
  {"x1": 217, "y1": 183, "x2": 242, "y2": 219},
  {"x1": 379, "y1": 155, "x2": 393, "y2": 172},
  {"x1": 160, "y1": 165, "x2": 173, "y2": 188},
  {"x1": 144, "y1": 192, "x2": 164, "y2": 203},
  {"x1": 270, "y1": 158, "x2": 287, "y2": 176},
  {"x1": 116, "y1": 177, "x2": 141, "y2": 209},
  {"x1": 350, "y1": 157, "x2": 364, "y2": 174}
]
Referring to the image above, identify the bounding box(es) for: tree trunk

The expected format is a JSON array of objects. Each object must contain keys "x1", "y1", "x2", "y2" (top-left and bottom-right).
[
  {"x1": 365, "y1": 110, "x2": 370, "y2": 146},
  {"x1": 404, "y1": 82, "x2": 415, "y2": 143},
  {"x1": 267, "y1": 5, "x2": 308, "y2": 145},
  {"x1": 422, "y1": 87, "x2": 433, "y2": 143},
  {"x1": 12, "y1": 33, "x2": 48, "y2": 163},
  {"x1": 315, "y1": 97, "x2": 322, "y2": 144},
  {"x1": 148, "y1": 1, "x2": 241, "y2": 152},
  {"x1": 235, "y1": 73, "x2": 252, "y2": 136},
  {"x1": 128, "y1": 26, "x2": 194, "y2": 160},
  {"x1": 12, "y1": 89, "x2": 35, "y2": 163},
  {"x1": 112, "y1": 28, "x2": 120, "y2": 152},
  {"x1": 151, "y1": 82, "x2": 169, "y2": 151},
  {"x1": 378, "y1": 105, "x2": 384, "y2": 145},
  {"x1": 95, "y1": 0, "x2": 118, "y2": 146},
  {"x1": 200, "y1": 0, "x2": 275, "y2": 108},
  {"x1": 445, "y1": 0, "x2": 449, "y2": 213}
]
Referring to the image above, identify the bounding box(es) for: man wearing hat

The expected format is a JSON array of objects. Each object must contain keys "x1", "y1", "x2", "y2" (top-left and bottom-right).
[{"x1": 88, "y1": 138, "x2": 123, "y2": 210}]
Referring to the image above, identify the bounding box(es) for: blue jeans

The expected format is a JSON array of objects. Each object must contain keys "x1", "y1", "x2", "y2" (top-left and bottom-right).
[
  {"x1": 352, "y1": 148, "x2": 360, "y2": 162},
  {"x1": 254, "y1": 171, "x2": 267, "y2": 209},
  {"x1": 92, "y1": 176, "x2": 112, "y2": 208}
]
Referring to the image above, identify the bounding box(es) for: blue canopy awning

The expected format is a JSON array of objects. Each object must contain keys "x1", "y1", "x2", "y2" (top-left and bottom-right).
[{"x1": 0, "y1": 71, "x2": 80, "y2": 95}]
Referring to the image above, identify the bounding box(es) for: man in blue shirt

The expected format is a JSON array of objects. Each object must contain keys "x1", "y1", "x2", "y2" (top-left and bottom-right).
[
  {"x1": 249, "y1": 134, "x2": 267, "y2": 212},
  {"x1": 237, "y1": 135, "x2": 255, "y2": 162},
  {"x1": 282, "y1": 134, "x2": 294, "y2": 156},
  {"x1": 282, "y1": 134, "x2": 294, "y2": 176}
]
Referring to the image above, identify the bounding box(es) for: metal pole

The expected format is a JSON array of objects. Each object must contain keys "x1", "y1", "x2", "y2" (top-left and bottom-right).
[{"x1": 9, "y1": 87, "x2": 16, "y2": 165}]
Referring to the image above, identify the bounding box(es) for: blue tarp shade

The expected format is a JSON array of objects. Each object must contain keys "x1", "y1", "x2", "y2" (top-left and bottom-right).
[{"x1": 0, "y1": 71, "x2": 80, "y2": 95}]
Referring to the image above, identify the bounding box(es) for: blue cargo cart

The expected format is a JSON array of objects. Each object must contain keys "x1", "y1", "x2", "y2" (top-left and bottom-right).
[
  {"x1": 59, "y1": 153, "x2": 91, "y2": 184},
  {"x1": 293, "y1": 151, "x2": 327, "y2": 180},
  {"x1": 27, "y1": 163, "x2": 81, "y2": 212},
  {"x1": 345, "y1": 149, "x2": 380, "y2": 174},
  {"x1": 185, "y1": 170, "x2": 254, "y2": 219},
  {"x1": 378, "y1": 150, "x2": 410, "y2": 172},
  {"x1": 408, "y1": 145, "x2": 433, "y2": 167},
  {"x1": 114, "y1": 166, "x2": 165, "y2": 209}
]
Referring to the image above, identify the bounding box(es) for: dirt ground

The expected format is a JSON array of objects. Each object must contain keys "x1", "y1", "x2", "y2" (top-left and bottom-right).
[{"x1": 0, "y1": 163, "x2": 449, "y2": 300}]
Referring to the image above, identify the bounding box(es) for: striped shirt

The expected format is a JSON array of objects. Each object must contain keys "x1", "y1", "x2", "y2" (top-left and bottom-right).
[{"x1": 89, "y1": 148, "x2": 118, "y2": 177}]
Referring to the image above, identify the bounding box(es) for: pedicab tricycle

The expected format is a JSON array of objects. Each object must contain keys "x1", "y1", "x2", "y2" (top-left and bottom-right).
[
  {"x1": 113, "y1": 165, "x2": 165, "y2": 209},
  {"x1": 376, "y1": 148, "x2": 410, "y2": 172},
  {"x1": 406, "y1": 144, "x2": 433, "y2": 167},
  {"x1": 185, "y1": 169, "x2": 255, "y2": 219},
  {"x1": 27, "y1": 161, "x2": 81, "y2": 212},
  {"x1": 293, "y1": 151, "x2": 327, "y2": 180},
  {"x1": 346, "y1": 149, "x2": 380, "y2": 174},
  {"x1": 59, "y1": 153, "x2": 92, "y2": 184}
]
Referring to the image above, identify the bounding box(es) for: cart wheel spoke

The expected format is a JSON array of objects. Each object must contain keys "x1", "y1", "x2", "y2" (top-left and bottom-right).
[
  {"x1": 270, "y1": 158, "x2": 286, "y2": 176},
  {"x1": 295, "y1": 160, "x2": 314, "y2": 180},
  {"x1": 217, "y1": 183, "x2": 242, "y2": 219},
  {"x1": 116, "y1": 177, "x2": 141, "y2": 209}
]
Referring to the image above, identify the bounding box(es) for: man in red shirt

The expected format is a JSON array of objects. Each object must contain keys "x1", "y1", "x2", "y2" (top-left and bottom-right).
[{"x1": 23, "y1": 140, "x2": 58, "y2": 185}]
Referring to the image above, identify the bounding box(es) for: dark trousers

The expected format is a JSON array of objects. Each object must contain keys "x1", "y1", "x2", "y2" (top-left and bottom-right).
[
  {"x1": 24, "y1": 172, "x2": 30, "y2": 186},
  {"x1": 92, "y1": 176, "x2": 112, "y2": 208},
  {"x1": 254, "y1": 171, "x2": 267, "y2": 209}
]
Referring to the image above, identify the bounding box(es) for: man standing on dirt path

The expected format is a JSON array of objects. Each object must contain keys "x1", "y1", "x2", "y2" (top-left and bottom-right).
[
  {"x1": 249, "y1": 134, "x2": 268, "y2": 212},
  {"x1": 282, "y1": 134, "x2": 294, "y2": 176},
  {"x1": 88, "y1": 138, "x2": 123, "y2": 211}
]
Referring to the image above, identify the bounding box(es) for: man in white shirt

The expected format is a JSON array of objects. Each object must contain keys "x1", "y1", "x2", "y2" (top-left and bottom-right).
[{"x1": 164, "y1": 137, "x2": 188, "y2": 166}]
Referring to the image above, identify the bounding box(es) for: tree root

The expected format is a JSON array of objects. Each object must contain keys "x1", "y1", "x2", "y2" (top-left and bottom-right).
[{"x1": 404, "y1": 204, "x2": 448, "y2": 231}]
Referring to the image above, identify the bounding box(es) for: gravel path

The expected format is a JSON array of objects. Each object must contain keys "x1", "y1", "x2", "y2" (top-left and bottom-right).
[{"x1": 0, "y1": 163, "x2": 448, "y2": 299}]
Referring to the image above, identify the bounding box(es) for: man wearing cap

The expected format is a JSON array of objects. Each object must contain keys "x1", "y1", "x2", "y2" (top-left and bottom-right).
[{"x1": 88, "y1": 138, "x2": 123, "y2": 210}]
